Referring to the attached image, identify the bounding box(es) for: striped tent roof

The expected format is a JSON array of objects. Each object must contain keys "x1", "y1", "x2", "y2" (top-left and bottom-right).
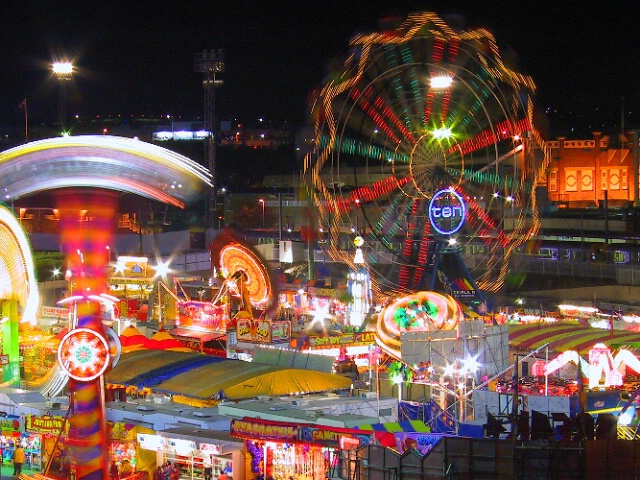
[
  {"x1": 354, "y1": 420, "x2": 430, "y2": 447},
  {"x1": 355, "y1": 420, "x2": 430, "y2": 433},
  {"x1": 106, "y1": 349, "x2": 351, "y2": 406},
  {"x1": 509, "y1": 322, "x2": 640, "y2": 355}
]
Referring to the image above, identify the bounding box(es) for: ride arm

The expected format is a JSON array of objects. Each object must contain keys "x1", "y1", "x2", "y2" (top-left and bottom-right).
[{"x1": 158, "y1": 281, "x2": 182, "y2": 303}]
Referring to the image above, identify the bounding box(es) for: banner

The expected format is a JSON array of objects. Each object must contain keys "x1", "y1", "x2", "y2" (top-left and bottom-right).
[
  {"x1": 394, "y1": 432, "x2": 443, "y2": 456},
  {"x1": 25, "y1": 414, "x2": 69, "y2": 436},
  {"x1": 290, "y1": 331, "x2": 376, "y2": 349},
  {"x1": 236, "y1": 318, "x2": 271, "y2": 343},
  {"x1": 299, "y1": 426, "x2": 372, "y2": 448},
  {"x1": 270, "y1": 321, "x2": 291, "y2": 342},
  {"x1": 41, "y1": 305, "x2": 69, "y2": 319},
  {"x1": 433, "y1": 251, "x2": 484, "y2": 304}
]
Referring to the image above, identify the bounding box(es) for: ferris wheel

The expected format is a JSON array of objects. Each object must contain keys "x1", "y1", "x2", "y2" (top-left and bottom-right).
[{"x1": 303, "y1": 12, "x2": 545, "y2": 296}]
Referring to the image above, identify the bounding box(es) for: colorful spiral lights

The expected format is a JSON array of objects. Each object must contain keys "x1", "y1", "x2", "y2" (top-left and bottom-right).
[{"x1": 376, "y1": 291, "x2": 463, "y2": 359}]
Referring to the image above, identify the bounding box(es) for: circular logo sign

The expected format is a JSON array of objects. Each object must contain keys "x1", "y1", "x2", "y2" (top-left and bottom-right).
[
  {"x1": 57, "y1": 328, "x2": 111, "y2": 382},
  {"x1": 428, "y1": 188, "x2": 466, "y2": 235},
  {"x1": 353, "y1": 236, "x2": 365, "y2": 247}
]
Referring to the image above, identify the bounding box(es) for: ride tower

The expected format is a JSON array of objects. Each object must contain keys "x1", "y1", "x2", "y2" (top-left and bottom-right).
[{"x1": 55, "y1": 190, "x2": 119, "y2": 480}]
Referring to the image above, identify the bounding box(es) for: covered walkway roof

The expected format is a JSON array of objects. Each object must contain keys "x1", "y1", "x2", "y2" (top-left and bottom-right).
[
  {"x1": 106, "y1": 350, "x2": 351, "y2": 406},
  {"x1": 509, "y1": 322, "x2": 640, "y2": 355}
]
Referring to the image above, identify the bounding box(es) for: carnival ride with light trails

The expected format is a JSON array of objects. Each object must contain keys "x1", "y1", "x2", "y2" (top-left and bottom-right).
[
  {"x1": 0, "y1": 134, "x2": 212, "y2": 480},
  {"x1": 302, "y1": 11, "x2": 547, "y2": 296},
  {"x1": 210, "y1": 229, "x2": 277, "y2": 320},
  {"x1": 154, "y1": 230, "x2": 276, "y2": 332},
  {"x1": 0, "y1": 205, "x2": 39, "y2": 388}
]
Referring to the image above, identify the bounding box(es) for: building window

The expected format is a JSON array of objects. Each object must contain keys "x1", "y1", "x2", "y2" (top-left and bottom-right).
[
  {"x1": 601, "y1": 170, "x2": 608, "y2": 190},
  {"x1": 549, "y1": 171, "x2": 557, "y2": 192},
  {"x1": 565, "y1": 170, "x2": 578, "y2": 192},
  {"x1": 580, "y1": 170, "x2": 593, "y2": 191},
  {"x1": 609, "y1": 169, "x2": 620, "y2": 190}
]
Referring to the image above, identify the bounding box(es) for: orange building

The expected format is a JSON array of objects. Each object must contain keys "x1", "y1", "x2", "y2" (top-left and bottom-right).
[{"x1": 545, "y1": 131, "x2": 640, "y2": 208}]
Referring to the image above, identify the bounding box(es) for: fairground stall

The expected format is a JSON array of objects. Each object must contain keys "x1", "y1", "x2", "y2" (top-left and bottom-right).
[
  {"x1": 24, "y1": 414, "x2": 69, "y2": 473},
  {"x1": 108, "y1": 422, "x2": 140, "y2": 475},
  {"x1": 138, "y1": 429, "x2": 244, "y2": 480},
  {"x1": 230, "y1": 417, "x2": 373, "y2": 480}
]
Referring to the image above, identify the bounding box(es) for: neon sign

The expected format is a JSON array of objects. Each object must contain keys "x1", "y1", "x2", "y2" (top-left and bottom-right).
[{"x1": 428, "y1": 188, "x2": 466, "y2": 235}]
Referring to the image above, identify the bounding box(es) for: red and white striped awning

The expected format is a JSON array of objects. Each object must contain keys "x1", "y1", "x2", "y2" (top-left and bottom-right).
[{"x1": 509, "y1": 322, "x2": 640, "y2": 355}]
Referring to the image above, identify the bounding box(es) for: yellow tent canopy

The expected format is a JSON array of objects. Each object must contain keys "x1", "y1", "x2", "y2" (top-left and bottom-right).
[{"x1": 106, "y1": 349, "x2": 351, "y2": 406}]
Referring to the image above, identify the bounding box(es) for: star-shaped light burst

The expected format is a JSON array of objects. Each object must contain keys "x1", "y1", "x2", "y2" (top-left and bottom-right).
[
  {"x1": 442, "y1": 362, "x2": 456, "y2": 378},
  {"x1": 153, "y1": 260, "x2": 171, "y2": 279},
  {"x1": 460, "y1": 355, "x2": 480, "y2": 375},
  {"x1": 305, "y1": 304, "x2": 332, "y2": 333}
]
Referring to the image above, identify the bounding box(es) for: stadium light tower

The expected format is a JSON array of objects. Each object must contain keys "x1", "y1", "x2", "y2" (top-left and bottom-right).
[
  {"x1": 194, "y1": 50, "x2": 224, "y2": 227},
  {"x1": 52, "y1": 61, "x2": 73, "y2": 133}
]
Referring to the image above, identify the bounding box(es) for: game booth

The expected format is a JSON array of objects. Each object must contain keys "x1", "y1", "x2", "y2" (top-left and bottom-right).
[{"x1": 230, "y1": 417, "x2": 373, "y2": 480}]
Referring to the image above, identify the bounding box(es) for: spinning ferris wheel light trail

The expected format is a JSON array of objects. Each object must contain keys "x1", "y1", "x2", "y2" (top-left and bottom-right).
[
  {"x1": 211, "y1": 229, "x2": 277, "y2": 316},
  {"x1": 303, "y1": 11, "x2": 547, "y2": 298}
]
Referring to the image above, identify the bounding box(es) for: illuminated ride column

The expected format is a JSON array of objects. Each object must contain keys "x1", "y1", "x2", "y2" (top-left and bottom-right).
[
  {"x1": 2, "y1": 299, "x2": 19, "y2": 386},
  {"x1": 347, "y1": 235, "x2": 372, "y2": 327},
  {"x1": 55, "y1": 190, "x2": 117, "y2": 480}
]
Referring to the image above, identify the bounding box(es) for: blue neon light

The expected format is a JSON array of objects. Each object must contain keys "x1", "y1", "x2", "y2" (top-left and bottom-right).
[{"x1": 428, "y1": 188, "x2": 466, "y2": 235}]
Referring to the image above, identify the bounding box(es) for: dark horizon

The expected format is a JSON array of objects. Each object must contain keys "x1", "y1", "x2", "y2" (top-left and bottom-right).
[{"x1": 1, "y1": 1, "x2": 638, "y2": 137}]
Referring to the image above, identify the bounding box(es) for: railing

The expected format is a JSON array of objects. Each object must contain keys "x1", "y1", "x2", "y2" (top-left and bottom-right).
[{"x1": 459, "y1": 252, "x2": 640, "y2": 287}]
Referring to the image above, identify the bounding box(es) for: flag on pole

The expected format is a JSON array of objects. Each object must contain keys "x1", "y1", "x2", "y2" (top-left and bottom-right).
[{"x1": 19, "y1": 99, "x2": 28, "y2": 140}]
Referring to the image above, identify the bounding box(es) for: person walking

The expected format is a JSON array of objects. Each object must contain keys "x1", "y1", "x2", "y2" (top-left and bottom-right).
[
  {"x1": 169, "y1": 462, "x2": 181, "y2": 480},
  {"x1": 203, "y1": 455, "x2": 212, "y2": 480},
  {"x1": 110, "y1": 460, "x2": 119, "y2": 480},
  {"x1": 163, "y1": 460, "x2": 172, "y2": 480},
  {"x1": 12, "y1": 445, "x2": 25, "y2": 476}
]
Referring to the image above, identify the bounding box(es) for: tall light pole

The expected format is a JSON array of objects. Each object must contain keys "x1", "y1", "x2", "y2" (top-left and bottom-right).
[
  {"x1": 259, "y1": 198, "x2": 265, "y2": 228},
  {"x1": 52, "y1": 61, "x2": 73, "y2": 133},
  {"x1": 194, "y1": 50, "x2": 224, "y2": 227}
]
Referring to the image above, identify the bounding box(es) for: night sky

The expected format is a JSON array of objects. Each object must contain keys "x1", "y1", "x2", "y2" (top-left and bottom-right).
[{"x1": 1, "y1": 1, "x2": 639, "y2": 136}]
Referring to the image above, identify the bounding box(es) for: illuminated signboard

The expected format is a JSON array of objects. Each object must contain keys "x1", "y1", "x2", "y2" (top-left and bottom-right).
[
  {"x1": 300, "y1": 426, "x2": 372, "y2": 447},
  {"x1": 428, "y1": 188, "x2": 466, "y2": 235},
  {"x1": 137, "y1": 433, "x2": 164, "y2": 452},
  {"x1": 230, "y1": 419, "x2": 298, "y2": 442},
  {"x1": 25, "y1": 415, "x2": 69, "y2": 436},
  {"x1": 236, "y1": 318, "x2": 271, "y2": 343}
]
